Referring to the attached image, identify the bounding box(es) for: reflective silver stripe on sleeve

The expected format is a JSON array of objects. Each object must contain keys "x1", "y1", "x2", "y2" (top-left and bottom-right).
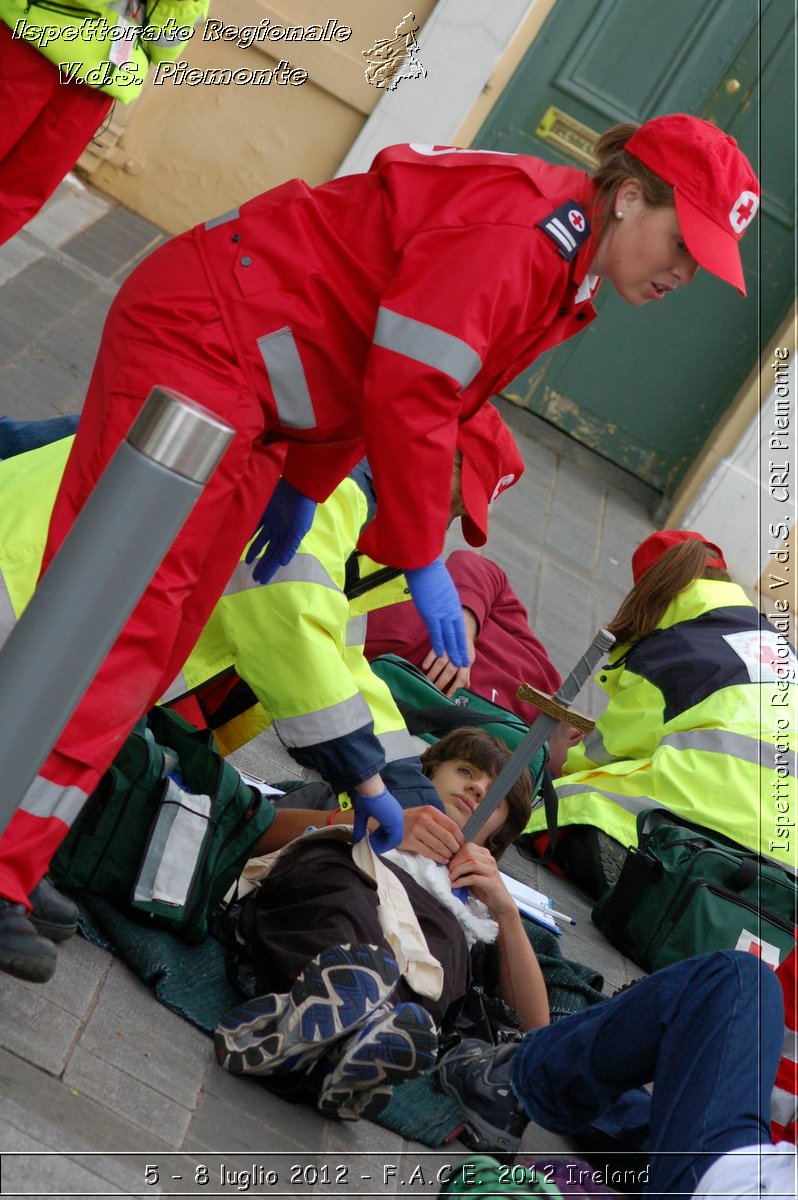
[
  {"x1": 378, "y1": 728, "x2": 419, "y2": 763},
  {"x1": 373, "y1": 307, "x2": 482, "y2": 389},
  {"x1": 273, "y1": 693, "x2": 372, "y2": 747},
  {"x1": 555, "y1": 782, "x2": 653, "y2": 816},
  {"x1": 661, "y1": 729, "x2": 797, "y2": 776},
  {"x1": 257, "y1": 328, "x2": 317, "y2": 429},
  {"x1": 204, "y1": 207, "x2": 240, "y2": 230},
  {"x1": 0, "y1": 567, "x2": 16, "y2": 652},
  {"x1": 20, "y1": 775, "x2": 88, "y2": 828},
  {"x1": 346, "y1": 614, "x2": 368, "y2": 647},
  {"x1": 223, "y1": 555, "x2": 339, "y2": 596},
  {"x1": 581, "y1": 726, "x2": 625, "y2": 766}
]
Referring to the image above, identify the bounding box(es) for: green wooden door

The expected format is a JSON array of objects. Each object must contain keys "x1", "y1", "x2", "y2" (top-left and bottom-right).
[{"x1": 474, "y1": 0, "x2": 795, "y2": 493}]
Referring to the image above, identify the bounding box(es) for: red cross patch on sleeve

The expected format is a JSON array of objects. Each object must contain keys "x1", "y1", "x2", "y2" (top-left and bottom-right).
[{"x1": 537, "y1": 201, "x2": 591, "y2": 261}]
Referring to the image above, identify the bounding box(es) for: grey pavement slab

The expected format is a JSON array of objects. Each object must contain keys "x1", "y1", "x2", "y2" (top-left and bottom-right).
[
  {"x1": 63, "y1": 1044, "x2": 197, "y2": 1148},
  {"x1": 60, "y1": 205, "x2": 167, "y2": 284},
  {"x1": 0, "y1": 177, "x2": 655, "y2": 1185}
]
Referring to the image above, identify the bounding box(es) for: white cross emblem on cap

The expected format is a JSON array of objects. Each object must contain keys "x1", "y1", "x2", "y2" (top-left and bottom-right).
[
  {"x1": 490, "y1": 474, "x2": 516, "y2": 503},
  {"x1": 729, "y1": 190, "x2": 759, "y2": 234}
]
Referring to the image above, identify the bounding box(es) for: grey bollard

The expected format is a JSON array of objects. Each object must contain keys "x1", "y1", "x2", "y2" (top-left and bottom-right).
[{"x1": 0, "y1": 387, "x2": 235, "y2": 837}]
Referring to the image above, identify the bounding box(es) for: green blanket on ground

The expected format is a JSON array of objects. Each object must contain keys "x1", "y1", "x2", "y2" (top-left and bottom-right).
[{"x1": 78, "y1": 896, "x2": 604, "y2": 1147}]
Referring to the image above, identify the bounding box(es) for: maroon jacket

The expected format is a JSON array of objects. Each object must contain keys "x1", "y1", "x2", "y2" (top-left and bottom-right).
[{"x1": 364, "y1": 550, "x2": 561, "y2": 720}]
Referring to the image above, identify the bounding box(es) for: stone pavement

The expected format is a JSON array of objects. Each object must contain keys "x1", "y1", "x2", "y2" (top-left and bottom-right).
[{"x1": 0, "y1": 179, "x2": 656, "y2": 1198}]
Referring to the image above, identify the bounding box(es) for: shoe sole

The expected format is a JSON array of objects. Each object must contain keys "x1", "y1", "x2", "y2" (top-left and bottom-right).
[
  {"x1": 29, "y1": 916, "x2": 78, "y2": 944},
  {"x1": 0, "y1": 947, "x2": 56, "y2": 984},
  {"x1": 318, "y1": 1002, "x2": 438, "y2": 1121},
  {"x1": 215, "y1": 943, "x2": 399, "y2": 1076},
  {"x1": 436, "y1": 1047, "x2": 523, "y2": 1156}
]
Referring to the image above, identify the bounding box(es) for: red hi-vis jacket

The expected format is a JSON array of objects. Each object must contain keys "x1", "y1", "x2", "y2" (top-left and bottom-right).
[{"x1": 192, "y1": 144, "x2": 600, "y2": 569}]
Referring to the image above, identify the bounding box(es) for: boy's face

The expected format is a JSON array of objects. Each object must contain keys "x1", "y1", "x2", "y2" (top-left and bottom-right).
[{"x1": 429, "y1": 758, "x2": 508, "y2": 846}]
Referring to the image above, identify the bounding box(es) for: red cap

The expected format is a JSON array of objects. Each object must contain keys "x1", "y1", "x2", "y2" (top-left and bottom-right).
[
  {"x1": 625, "y1": 114, "x2": 759, "y2": 296},
  {"x1": 457, "y1": 405, "x2": 525, "y2": 546},
  {"x1": 632, "y1": 529, "x2": 727, "y2": 584}
]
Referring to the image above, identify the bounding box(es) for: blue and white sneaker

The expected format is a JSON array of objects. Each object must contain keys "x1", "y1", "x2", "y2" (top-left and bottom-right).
[
  {"x1": 318, "y1": 1001, "x2": 438, "y2": 1120},
  {"x1": 214, "y1": 943, "x2": 400, "y2": 1076}
]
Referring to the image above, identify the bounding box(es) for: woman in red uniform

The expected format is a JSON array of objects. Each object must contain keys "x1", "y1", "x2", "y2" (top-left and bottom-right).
[{"x1": 0, "y1": 114, "x2": 760, "y2": 983}]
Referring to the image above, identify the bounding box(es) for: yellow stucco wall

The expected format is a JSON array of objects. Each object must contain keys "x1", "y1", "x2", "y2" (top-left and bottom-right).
[{"x1": 79, "y1": 0, "x2": 435, "y2": 233}]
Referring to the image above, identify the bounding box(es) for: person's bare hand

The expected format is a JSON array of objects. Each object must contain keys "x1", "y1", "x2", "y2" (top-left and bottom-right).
[
  {"x1": 447, "y1": 843, "x2": 515, "y2": 916},
  {"x1": 421, "y1": 607, "x2": 477, "y2": 695},
  {"x1": 548, "y1": 722, "x2": 584, "y2": 777},
  {"x1": 421, "y1": 649, "x2": 472, "y2": 695},
  {"x1": 398, "y1": 806, "x2": 464, "y2": 862}
]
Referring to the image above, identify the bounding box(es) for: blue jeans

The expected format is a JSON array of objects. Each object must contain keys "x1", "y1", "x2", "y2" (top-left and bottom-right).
[
  {"x1": 510, "y1": 951, "x2": 783, "y2": 1197},
  {"x1": 0, "y1": 414, "x2": 78, "y2": 461}
]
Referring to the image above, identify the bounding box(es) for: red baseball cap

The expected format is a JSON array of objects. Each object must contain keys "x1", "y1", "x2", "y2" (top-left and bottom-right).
[
  {"x1": 632, "y1": 529, "x2": 727, "y2": 584},
  {"x1": 456, "y1": 404, "x2": 525, "y2": 546},
  {"x1": 625, "y1": 114, "x2": 759, "y2": 296}
]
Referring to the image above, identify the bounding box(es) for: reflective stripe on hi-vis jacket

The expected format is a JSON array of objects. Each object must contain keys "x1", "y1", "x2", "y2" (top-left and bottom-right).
[
  {"x1": 525, "y1": 579, "x2": 798, "y2": 867},
  {"x1": 177, "y1": 469, "x2": 417, "y2": 790},
  {"x1": 0, "y1": 564, "x2": 14, "y2": 650}
]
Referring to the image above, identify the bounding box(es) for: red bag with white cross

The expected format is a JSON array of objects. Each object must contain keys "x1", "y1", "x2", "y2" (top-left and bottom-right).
[{"x1": 771, "y1": 938, "x2": 797, "y2": 1145}]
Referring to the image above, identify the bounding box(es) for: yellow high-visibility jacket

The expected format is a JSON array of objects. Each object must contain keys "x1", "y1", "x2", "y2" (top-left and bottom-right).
[
  {"x1": 525, "y1": 579, "x2": 797, "y2": 871},
  {"x1": 1, "y1": 0, "x2": 208, "y2": 102},
  {"x1": 0, "y1": 442, "x2": 438, "y2": 806}
]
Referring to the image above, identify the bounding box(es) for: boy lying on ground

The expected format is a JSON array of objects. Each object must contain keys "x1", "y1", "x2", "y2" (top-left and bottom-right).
[{"x1": 213, "y1": 728, "x2": 548, "y2": 1121}]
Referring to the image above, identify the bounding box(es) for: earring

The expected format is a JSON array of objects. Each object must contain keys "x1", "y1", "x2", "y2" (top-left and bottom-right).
[{"x1": 615, "y1": 210, "x2": 624, "y2": 219}]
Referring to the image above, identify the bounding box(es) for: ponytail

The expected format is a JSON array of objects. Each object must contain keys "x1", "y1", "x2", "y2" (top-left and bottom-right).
[
  {"x1": 592, "y1": 122, "x2": 675, "y2": 240},
  {"x1": 607, "y1": 541, "x2": 732, "y2": 644}
]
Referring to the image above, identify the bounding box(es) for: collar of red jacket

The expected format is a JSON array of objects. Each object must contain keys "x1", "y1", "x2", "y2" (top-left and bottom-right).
[{"x1": 571, "y1": 178, "x2": 602, "y2": 299}]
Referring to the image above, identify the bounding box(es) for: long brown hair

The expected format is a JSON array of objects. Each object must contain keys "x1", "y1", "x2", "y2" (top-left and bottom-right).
[
  {"x1": 421, "y1": 727, "x2": 532, "y2": 858},
  {"x1": 592, "y1": 123, "x2": 675, "y2": 241},
  {"x1": 607, "y1": 540, "x2": 732, "y2": 645}
]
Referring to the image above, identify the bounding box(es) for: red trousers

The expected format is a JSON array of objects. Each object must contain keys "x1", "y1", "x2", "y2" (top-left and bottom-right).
[
  {"x1": 0, "y1": 23, "x2": 111, "y2": 246},
  {"x1": 0, "y1": 236, "x2": 285, "y2": 905}
]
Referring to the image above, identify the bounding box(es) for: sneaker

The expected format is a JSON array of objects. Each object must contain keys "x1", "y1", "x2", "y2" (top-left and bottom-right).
[
  {"x1": 437, "y1": 1037, "x2": 527, "y2": 1154},
  {"x1": 555, "y1": 826, "x2": 627, "y2": 899},
  {"x1": 0, "y1": 898, "x2": 58, "y2": 983},
  {"x1": 693, "y1": 1141, "x2": 797, "y2": 1198},
  {"x1": 214, "y1": 943, "x2": 400, "y2": 1076},
  {"x1": 29, "y1": 878, "x2": 79, "y2": 943},
  {"x1": 318, "y1": 1001, "x2": 438, "y2": 1121}
]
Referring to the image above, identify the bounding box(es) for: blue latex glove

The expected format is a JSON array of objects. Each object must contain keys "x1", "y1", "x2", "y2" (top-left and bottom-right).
[
  {"x1": 351, "y1": 787, "x2": 405, "y2": 855},
  {"x1": 245, "y1": 479, "x2": 317, "y2": 585},
  {"x1": 405, "y1": 557, "x2": 470, "y2": 667}
]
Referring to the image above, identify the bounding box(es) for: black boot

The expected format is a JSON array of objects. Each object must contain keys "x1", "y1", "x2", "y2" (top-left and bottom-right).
[
  {"x1": 29, "y1": 878, "x2": 79, "y2": 943},
  {"x1": 0, "y1": 899, "x2": 57, "y2": 983}
]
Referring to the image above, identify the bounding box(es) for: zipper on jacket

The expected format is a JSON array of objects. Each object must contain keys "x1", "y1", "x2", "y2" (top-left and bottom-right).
[{"x1": 345, "y1": 565, "x2": 404, "y2": 602}]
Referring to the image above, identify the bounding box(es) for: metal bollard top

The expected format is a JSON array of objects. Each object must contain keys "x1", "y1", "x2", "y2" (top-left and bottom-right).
[{"x1": 126, "y1": 386, "x2": 235, "y2": 483}]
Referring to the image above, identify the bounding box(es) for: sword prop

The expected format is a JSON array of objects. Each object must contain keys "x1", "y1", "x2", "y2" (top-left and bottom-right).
[{"x1": 460, "y1": 627, "x2": 616, "y2": 843}]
